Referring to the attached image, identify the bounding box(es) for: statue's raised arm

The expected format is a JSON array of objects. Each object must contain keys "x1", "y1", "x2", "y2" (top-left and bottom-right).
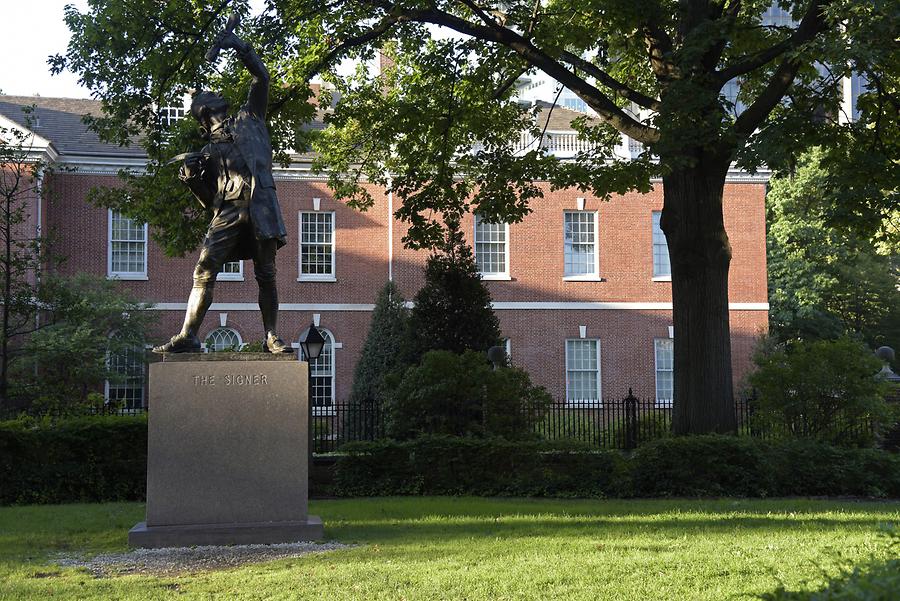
[{"x1": 207, "y1": 15, "x2": 269, "y2": 120}]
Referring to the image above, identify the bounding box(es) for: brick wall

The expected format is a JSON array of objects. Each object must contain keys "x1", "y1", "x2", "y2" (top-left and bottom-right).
[{"x1": 45, "y1": 170, "x2": 768, "y2": 403}]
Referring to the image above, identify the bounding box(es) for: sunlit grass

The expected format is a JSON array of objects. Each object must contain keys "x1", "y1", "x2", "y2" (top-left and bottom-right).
[{"x1": 0, "y1": 497, "x2": 897, "y2": 600}]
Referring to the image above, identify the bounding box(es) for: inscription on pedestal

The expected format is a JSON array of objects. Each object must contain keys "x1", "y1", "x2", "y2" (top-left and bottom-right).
[{"x1": 192, "y1": 373, "x2": 269, "y2": 386}]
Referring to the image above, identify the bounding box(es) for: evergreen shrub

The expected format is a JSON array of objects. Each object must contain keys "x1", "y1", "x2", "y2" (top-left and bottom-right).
[
  {"x1": 348, "y1": 281, "x2": 409, "y2": 409},
  {"x1": 334, "y1": 435, "x2": 900, "y2": 499},
  {"x1": 629, "y1": 435, "x2": 775, "y2": 497},
  {"x1": 4, "y1": 419, "x2": 900, "y2": 505},
  {"x1": 768, "y1": 439, "x2": 900, "y2": 498},
  {"x1": 748, "y1": 337, "x2": 892, "y2": 446},
  {"x1": 0, "y1": 415, "x2": 147, "y2": 504},
  {"x1": 384, "y1": 350, "x2": 552, "y2": 439},
  {"x1": 335, "y1": 436, "x2": 626, "y2": 497},
  {"x1": 406, "y1": 219, "x2": 502, "y2": 361}
]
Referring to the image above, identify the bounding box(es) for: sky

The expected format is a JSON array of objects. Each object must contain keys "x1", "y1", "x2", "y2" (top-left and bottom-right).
[
  {"x1": 0, "y1": 0, "x2": 275, "y2": 100},
  {"x1": 0, "y1": 0, "x2": 91, "y2": 98}
]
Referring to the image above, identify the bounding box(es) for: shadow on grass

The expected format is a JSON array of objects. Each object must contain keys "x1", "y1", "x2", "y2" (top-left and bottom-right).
[
  {"x1": 325, "y1": 514, "x2": 897, "y2": 545},
  {"x1": 317, "y1": 497, "x2": 900, "y2": 546}
]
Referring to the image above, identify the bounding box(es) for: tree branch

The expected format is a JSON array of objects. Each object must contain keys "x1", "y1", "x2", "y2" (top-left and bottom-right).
[
  {"x1": 702, "y1": 0, "x2": 742, "y2": 71},
  {"x1": 558, "y1": 51, "x2": 661, "y2": 111},
  {"x1": 643, "y1": 22, "x2": 676, "y2": 83},
  {"x1": 268, "y1": 15, "x2": 401, "y2": 116},
  {"x1": 733, "y1": 0, "x2": 830, "y2": 138},
  {"x1": 308, "y1": 15, "x2": 401, "y2": 79},
  {"x1": 375, "y1": 3, "x2": 659, "y2": 144},
  {"x1": 717, "y1": 0, "x2": 829, "y2": 84},
  {"x1": 491, "y1": 65, "x2": 529, "y2": 100}
]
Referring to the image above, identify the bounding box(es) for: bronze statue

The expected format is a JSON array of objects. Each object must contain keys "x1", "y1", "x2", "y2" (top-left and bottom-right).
[{"x1": 153, "y1": 17, "x2": 289, "y2": 354}]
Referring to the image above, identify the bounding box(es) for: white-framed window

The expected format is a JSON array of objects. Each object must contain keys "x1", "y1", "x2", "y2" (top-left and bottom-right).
[
  {"x1": 474, "y1": 214, "x2": 510, "y2": 279},
  {"x1": 105, "y1": 343, "x2": 146, "y2": 411},
  {"x1": 762, "y1": 4, "x2": 795, "y2": 28},
  {"x1": 721, "y1": 78, "x2": 747, "y2": 117},
  {"x1": 159, "y1": 106, "x2": 186, "y2": 127},
  {"x1": 563, "y1": 211, "x2": 599, "y2": 279},
  {"x1": 652, "y1": 211, "x2": 671, "y2": 280},
  {"x1": 298, "y1": 211, "x2": 335, "y2": 281},
  {"x1": 300, "y1": 327, "x2": 335, "y2": 413},
  {"x1": 562, "y1": 96, "x2": 589, "y2": 113},
  {"x1": 565, "y1": 339, "x2": 601, "y2": 405},
  {"x1": 108, "y1": 210, "x2": 148, "y2": 280},
  {"x1": 205, "y1": 327, "x2": 243, "y2": 352},
  {"x1": 654, "y1": 338, "x2": 674, "y2": 407},
  {"x1": 217, "y1": 260, "x2": 244, "y2": 281}
]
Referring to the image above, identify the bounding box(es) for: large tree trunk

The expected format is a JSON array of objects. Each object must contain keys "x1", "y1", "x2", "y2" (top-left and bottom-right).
[{"x1": 661, "y1": 152, "x2": 737, "y2": 435}]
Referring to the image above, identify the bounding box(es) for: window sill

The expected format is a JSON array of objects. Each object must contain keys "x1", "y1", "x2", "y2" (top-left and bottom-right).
[
  {"x1": 216, "y1": 275, "x2": 245, "y2": 282},
  {"x1": 108, "y1": 274, "x2": 149, "y2": 281},
  {"x1": 480, "y1": 274, "x2": 512, "y2": 281},
  {"x1": 564, "y1": 401, "x2": 603, "y2": 408},
  {"x1": 562, "y1": 276, "x2": 604, "y2": 282},
  {"x1": 655, "y1": 401, "x2": 674, "y2": 408},
  {"x1": 652, "y1": 276, "x2": 672, "y2": 282},
  {"x1": 298, "y1": 276, "x2": 337, "y2": 283}
]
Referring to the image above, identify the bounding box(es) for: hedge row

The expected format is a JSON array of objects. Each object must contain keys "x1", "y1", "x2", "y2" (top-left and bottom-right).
[
  {"x1": 0, "y1": 416, "x2": 147, "y2": 505},
  {"x1": 2, "y1": 417, "x2": 899, "y2": 505},
  {"x1": 334, "y1": 435, "x2": 900, "y2": 498}
]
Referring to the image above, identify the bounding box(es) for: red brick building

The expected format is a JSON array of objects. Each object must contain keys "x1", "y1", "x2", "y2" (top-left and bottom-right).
[{"x1": 0, "y1": 95, "x2": 769, "y2": 410}]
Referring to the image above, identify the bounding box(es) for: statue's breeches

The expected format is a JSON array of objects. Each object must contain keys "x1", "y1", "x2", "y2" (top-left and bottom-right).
[{"x1": 193, "y1": 200, "x2": 278, "y2": 286}]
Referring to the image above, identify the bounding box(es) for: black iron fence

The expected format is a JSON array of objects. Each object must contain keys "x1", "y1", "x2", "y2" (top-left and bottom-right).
[
  {"x1": 2, "y1": 390, "x2": 879, "y2": 453},
  {"x1": 307, "y1": 390, "x2": 877, "y2": 453},
  {"x1": 309, "y1": 390, "x2": 752, "y2": 453}
]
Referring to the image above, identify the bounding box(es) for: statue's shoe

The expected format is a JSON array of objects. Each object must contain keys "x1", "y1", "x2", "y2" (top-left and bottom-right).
[
  {"x1": 264, "y1": 333, "x2": 292, "y2": 354},
  {"x1": 152, "y1": 334, "x2": 202, "y2": 354}
]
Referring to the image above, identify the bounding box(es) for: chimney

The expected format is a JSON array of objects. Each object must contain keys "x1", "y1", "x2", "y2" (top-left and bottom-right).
[
  {"x1": 308, "y1": 83, "x2": 321, "y2": 106},
  {"x1": 378, "y1": 49, "x2": 396, "y2": 76}
]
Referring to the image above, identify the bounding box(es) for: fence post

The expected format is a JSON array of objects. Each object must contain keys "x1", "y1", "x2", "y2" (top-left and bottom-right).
[
  {"x1": 363, "y1": 396, "x2": 375, "y2": 440},
  {"x1": 624, "y1": 388, "x2": 638, "y2": 450}
]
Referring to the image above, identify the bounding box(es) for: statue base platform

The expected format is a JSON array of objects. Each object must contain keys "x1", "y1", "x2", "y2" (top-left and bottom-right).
[
  {"x1": 128, "y1": 517, "x2": 323, "y2": 548},
  {"x1": 129, "y1": 353, "x2": 322, "y2": 548}
]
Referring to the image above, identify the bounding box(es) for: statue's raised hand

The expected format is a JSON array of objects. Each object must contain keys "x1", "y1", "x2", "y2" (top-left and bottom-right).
[{"x1": 205, "y1": 13, "x2": 241, "y2": 62}]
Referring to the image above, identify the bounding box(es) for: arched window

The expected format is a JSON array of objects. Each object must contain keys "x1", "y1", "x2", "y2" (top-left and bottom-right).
[
  {"x1": 106, "y1": 342, "x2": 146, "y2": 411},
  {"x1": 205, "y1": 327, "x2": 243, "y2": 352},
  {"x1": 300, "y1": 327, "x2": 335, "y2": 410}
]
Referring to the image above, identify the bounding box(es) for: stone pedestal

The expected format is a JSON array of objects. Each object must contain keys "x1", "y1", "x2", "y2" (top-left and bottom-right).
[{"x1": 129, "y1": 353, "x2": 323, "y2": 548}]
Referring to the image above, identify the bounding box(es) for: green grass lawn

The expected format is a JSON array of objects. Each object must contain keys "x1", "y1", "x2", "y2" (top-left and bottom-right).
[{"x1": 0, "y1": 497, "x2": 897, "y2": 600}]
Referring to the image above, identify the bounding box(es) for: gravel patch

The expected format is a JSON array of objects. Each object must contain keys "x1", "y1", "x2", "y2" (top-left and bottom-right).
[{"x1": 56, "y1": 541, "x2": 351, "y2": 577}]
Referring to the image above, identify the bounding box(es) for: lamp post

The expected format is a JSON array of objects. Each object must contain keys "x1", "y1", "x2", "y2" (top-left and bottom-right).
[{"x1": 300, "y1": 323, "x2": 326, "y2": 469}]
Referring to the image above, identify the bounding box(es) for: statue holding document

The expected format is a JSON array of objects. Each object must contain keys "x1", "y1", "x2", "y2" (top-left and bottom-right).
[{"x1": 154, "y1": 13, "x2": 289, "y2": 354}]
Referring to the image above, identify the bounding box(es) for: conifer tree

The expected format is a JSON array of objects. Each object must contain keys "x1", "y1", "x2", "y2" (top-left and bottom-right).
[
  {"x1": 408, "y1": 217, "x2": 502, "y2": 361},
  {"x1": 348, "y1": 280, "x2": 409, "y2": 406}
]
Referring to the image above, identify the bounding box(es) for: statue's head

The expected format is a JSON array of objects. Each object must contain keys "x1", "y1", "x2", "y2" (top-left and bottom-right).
[{"x1": 190, "y1": 91, "x2": 230, "y2": 137}]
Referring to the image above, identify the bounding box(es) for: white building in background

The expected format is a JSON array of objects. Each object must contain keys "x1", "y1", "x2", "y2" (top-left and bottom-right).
[{"x1": 512, "y1": 3, "x2": 865, "y2": 154}]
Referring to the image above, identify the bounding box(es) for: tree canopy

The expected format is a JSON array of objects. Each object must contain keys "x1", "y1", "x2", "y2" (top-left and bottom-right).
[
  {"x1": 0, "y1": 117, "x2": 153, "y2": 410},
  {"x1": 54, "y1": 0, "x2": 898, "y2": 433},
  {"x1": 767, "y1": 149, "x2": 899, "y2": 348}
]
